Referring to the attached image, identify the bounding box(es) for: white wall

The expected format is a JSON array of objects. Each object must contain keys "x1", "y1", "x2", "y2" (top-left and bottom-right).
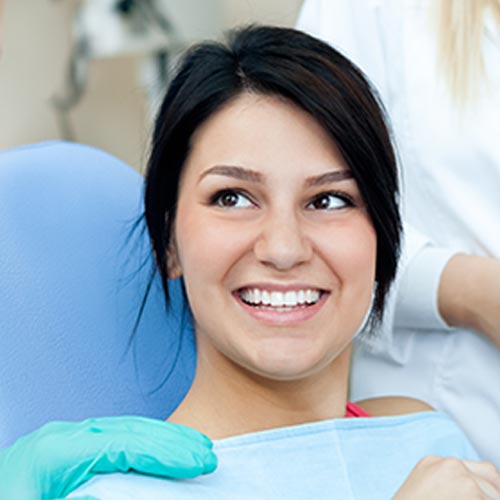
[
  {"x1": 223, "y1": 0, "x2": 302, "y2": 26},
  {"x1": 0, "y1": 0, "x2": 302, "y2": 170}
]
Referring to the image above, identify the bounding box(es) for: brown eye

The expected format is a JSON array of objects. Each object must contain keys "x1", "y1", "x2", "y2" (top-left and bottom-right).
[
  {"x1": 211, "y1": 190, "x2": 254, "y2": 208},
  {"x1": 312, "y1": 195, "x2": 332, "y2": 209},
  {"x1": 220, "y1": 192, "x2": 239, "y2": 207},
  {"x1": 307, "y1": 193, "x2": 351, "y2": 210}
]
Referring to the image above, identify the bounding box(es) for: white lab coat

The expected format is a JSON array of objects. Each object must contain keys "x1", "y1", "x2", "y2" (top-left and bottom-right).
[{"x1": 297, "y1": 0, "x2": 500, "y2": 465}]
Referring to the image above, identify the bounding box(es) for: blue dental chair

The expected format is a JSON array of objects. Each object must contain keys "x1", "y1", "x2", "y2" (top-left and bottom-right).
[{"x1": 0, "y1": 141, "x2": 195, "y2": 448}]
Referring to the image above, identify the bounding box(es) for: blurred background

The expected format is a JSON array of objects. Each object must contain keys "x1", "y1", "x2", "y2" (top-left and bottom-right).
[{"x1": 0, "y1": 0, "x2": 303, "y2": 171}]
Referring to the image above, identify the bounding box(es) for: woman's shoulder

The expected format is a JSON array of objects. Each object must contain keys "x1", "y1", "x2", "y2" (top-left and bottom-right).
[{"x1": 355, "y1": 396, "x2": 435, "y2": 417}]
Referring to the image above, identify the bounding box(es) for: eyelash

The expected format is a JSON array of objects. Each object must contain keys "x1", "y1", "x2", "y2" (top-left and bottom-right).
[
  {"x1": 209, "y1": 189, "x2": 355, "y2": 210},
  {"x1": 307, "y1": 191, "x2": 355, "y2": 210},
  {"x1": 209, "y1": 189, "x2": 256, "y2": 208}
]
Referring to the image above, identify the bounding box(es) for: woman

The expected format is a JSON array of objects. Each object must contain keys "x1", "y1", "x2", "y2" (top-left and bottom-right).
[
  {"x1": 297, "y1": 0, "x2": 500, "y2": 466},
  {"x1": 68, "y1": 26, "x2": 497, "y2": 499}
]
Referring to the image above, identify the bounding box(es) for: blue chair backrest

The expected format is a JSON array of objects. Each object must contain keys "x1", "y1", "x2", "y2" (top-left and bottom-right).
[{"x1": 0, "y1": 142, "x2": 195, "y2": 448}]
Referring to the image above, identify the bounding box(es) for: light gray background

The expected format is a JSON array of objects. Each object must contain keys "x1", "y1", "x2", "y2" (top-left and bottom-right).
[{"x1": 0, "y1": 0, "x2": 303, "y2": 170}]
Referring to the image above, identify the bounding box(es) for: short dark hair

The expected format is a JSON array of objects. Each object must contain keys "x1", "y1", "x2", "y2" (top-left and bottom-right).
[{"x1": 144, "y1": 25, "x2": 401, "y2": 328}]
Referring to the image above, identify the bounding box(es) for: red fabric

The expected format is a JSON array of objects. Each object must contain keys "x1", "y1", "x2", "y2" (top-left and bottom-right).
[{"x1": 345, "y1": 402, "x2": 371, "y2": 418}]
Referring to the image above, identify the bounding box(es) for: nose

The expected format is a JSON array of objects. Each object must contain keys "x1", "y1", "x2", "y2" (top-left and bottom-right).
[{"x1": 253, "y1": 210, "x2": 312, "y2": 271}]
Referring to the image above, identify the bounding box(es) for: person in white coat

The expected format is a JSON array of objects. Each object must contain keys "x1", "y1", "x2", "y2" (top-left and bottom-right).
[{"x1": 297, "y1": 0, "x2": 500, "y2": 466}]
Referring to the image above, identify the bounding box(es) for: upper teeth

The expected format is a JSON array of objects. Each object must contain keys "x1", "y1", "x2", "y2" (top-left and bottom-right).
[{"x1": 239, "y1": 289, "x2": 321, "y2": 307}]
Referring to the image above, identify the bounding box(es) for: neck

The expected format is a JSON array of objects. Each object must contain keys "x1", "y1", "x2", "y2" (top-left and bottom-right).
[{"x1": 168, "y1": 343, "x2": 351, "y2": 440}]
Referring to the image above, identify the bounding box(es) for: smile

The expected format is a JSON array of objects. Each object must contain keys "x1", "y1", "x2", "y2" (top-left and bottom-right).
[
  {"x1": 233, "y1": 286, "x2": 329, "y2": 326},
  {"x1": 237, "y1": 288, "x2": 323, "y2": 309}
]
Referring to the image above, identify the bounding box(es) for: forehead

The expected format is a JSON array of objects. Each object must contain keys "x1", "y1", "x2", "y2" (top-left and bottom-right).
[{"x1": 184, "y1": 93, "x2": 349, "y2": 181}]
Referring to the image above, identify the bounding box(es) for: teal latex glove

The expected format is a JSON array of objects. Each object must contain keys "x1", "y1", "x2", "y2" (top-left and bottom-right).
[{"x1": 0, "y1": 416, "x2": 217, "y2": 500}]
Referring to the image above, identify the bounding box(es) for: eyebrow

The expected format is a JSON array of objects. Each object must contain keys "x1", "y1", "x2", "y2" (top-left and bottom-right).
[
  {"x1": 198, "y1": 165, "x2": 353, "y2": 186},
  {"x1": 198, "y1": 165, "x2": 263, "y2": 184},
  {"x1": 305, "y1": 170, "x2": 353, "y2": 187}
]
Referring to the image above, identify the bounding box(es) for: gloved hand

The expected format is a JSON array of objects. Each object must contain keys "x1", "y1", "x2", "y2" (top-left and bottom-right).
[{"x1": 0, "y1": 416, "x2": 217, "y2": 500}]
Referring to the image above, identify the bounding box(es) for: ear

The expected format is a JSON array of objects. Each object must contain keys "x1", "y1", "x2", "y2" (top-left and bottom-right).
[{"x1": 166, "y1": 235, "x2": 182, "y2": 280}]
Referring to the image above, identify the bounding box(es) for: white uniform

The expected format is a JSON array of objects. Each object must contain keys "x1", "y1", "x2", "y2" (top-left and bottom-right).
[{"x1": 297, "y1": 0, "x2": 500, "y2": 465}]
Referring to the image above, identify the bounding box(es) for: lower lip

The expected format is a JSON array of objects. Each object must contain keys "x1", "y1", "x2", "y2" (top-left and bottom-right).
[{"x1": 233, "y1": 292, "x2": 329, "y2": 326}]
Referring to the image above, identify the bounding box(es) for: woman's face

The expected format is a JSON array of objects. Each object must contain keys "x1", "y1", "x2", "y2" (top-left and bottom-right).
[{"x1": 173, "y1": 93, "x2": 376, "y2": 382}]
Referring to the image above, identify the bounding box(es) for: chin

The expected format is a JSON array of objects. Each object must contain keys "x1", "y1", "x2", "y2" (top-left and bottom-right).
[{"x1": 247, "y1": 353, "x2": 334, "y2": 382}]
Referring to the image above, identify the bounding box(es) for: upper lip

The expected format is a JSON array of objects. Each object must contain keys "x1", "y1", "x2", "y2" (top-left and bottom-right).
[{"x1": 235, "y1": 283, "x2": 328, "y2": 293}]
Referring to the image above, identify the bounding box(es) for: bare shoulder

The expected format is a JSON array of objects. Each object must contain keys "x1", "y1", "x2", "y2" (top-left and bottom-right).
[{"x1": 355, "y1": 396, "x2": 435, "y2": 417}]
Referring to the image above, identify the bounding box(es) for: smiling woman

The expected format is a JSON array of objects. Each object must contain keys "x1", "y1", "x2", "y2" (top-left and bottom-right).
[
  {"x1": 68, "y1": 25, "x2": 493, "y2": 500},
  {"x1": 141, "y1": 26, "x2": 399, "y2": 439},
  {"x1": 171, "y1": 93, "x2": 376, "y2": 395}
]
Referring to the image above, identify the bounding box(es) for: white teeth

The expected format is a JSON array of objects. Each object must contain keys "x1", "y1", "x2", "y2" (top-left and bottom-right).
[
  {"x1": 305, "y1": 290, "x2": 321, "y2": 304},
  {"x1": 239, "y1": 288, "x2": 322, "y2": 308},
  {"x1": 270, "y1": 291, "x2": 283, "y2": 307},
  {"x1": 284, "y1": 291, "x2": 296, "y2": 306}
]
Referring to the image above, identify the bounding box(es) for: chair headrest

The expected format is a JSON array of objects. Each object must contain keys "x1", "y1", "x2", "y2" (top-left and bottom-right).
[{"x1": 0, "y1": 142, "x2": 195, "y2": 447}]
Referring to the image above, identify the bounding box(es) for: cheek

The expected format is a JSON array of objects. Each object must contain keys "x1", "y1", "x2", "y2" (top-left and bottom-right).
[
  {"x1": 320, "y1": 217, "x2": 377, "y2": 291},
  {"x1": 174, "y1": 209, "x2": 251, "y2": 285},
  {"x1": 346, "y1": 225, "x2": 377, "y2": 278},
  {"x1": 318, "y1": 217, "x2": 377, "y2": 337}
]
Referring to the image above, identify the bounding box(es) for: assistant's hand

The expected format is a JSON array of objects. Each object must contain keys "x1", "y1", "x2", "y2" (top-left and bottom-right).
[
  {"x1": 0, "y1": 416, "x2": 217, "y2": 500},
  {"x1": 393, "y1": 456, "x2": 500, "y2": 499},
  {"x1": 439, "y1": 254, "x2": 500, "y2": 350}
]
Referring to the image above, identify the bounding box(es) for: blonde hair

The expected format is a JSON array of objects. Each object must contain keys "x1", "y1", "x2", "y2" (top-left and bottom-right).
[{"x1": 434, "y1": 0, "x2": 500, "y2": 107}]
